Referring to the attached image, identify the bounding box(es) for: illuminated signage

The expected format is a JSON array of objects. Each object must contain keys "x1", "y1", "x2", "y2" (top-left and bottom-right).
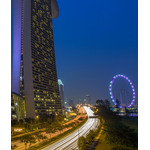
[
  {"x1": 70, "y1": 113, "x2": 77, "y2": 116},
  {"x1": 13, "y1": 128, "x2": 25, "y2": 132}
]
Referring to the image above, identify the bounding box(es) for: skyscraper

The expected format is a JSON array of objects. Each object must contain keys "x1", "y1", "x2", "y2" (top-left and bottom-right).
[
  {"x1": 58, "y1": 79, "x2": 64, "y2": 107},
  {"x1": 12, "y1": 0, "x2": 61, "y2": 118},
  {"x1": 68, "y1": 99, "x2": 74, "y2": 107},
  {"x1": 85, "y1": 94, "x2": 91, "y2": 104}
]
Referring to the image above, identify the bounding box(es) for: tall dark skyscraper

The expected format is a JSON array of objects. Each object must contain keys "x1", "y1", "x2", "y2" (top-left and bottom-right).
[
  {"x1": 58, "y1": 79, "x2": 64, "y2": 107},
  {"x1": 12, "y1": 0, "x2": 62, "y2": 118}
]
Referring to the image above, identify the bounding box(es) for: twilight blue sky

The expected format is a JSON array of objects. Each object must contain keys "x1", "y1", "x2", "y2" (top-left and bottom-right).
[{"x1": 53, "y1": 0, "x2": 138, "y2": 104}]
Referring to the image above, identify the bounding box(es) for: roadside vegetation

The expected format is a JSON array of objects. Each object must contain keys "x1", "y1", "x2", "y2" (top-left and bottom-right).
[
  {"x1": 27, "y1": 116, "x2": 88, "y2": 150},
  {"x1": 11, "y1": 114, "x2": 77, "y2": 141},
  {"x1": 94, "y1": 99, "x2": 138, "y2": 150},
  {"x1": 11, "y1": 114, "x2": 88, "y2": 150},
  {"x1": 77, "y1": 125, "x2": 101, "y2": 150}
]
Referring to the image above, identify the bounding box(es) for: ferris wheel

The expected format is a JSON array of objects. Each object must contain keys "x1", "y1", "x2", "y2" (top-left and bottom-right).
[{"x1": 109, "y1": 74, "x2": 135, "y2": 108}]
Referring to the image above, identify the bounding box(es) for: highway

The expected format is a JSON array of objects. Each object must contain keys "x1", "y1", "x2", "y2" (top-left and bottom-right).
[{"x1": 43, "y1": 106, "x2": 100, "y2": 150}]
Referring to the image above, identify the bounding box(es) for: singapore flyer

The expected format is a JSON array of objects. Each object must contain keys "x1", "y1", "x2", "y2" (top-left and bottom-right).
[{"x1": 109, "y1": 74, "x2": 135, "y2": 108}]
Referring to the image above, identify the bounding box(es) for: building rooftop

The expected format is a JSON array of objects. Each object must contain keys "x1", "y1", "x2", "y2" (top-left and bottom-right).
[
  {"x1": 51, "y1": 0, "x2": 59, "y2": 18},
  {"x1": 58, "y1": 79, "x2": 64, "y2": 86}
]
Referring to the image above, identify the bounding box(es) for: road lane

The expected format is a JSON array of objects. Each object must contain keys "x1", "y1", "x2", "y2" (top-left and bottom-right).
[{"x1": 43, "y1": 106, "x2": 100, "y2": 150}]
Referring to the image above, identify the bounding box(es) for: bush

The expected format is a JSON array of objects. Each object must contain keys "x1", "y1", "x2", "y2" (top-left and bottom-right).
[{"x1": 78, "y1": 117, "x2": 84, "y2": 121}]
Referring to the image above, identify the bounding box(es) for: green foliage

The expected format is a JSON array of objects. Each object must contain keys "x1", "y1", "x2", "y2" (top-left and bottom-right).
[
  {"x1": 78, "y1": 129, "x2": 100, "y2": 150},
  {"x1": 95, "y1": 99, "x2": 121, "y2": 122},
  {"x1": 28, "y1": 117, "x2": 88, "y2": 150},
  {"x1": 46, "y1": 125, "x2": 56, "y2": 137},
  {"x1": 41, "y1": 135, "x2": 48, "y2": 141},
  {"x1": 86, "y1": 130, "x2": 96, "y2": 145},
  {"x1": 55, "y1": 122, "x2": 64, "y2": 133},
  {"x1": 55, "y1": 115, "x2": 65, "y2": 122},
  {"x1": 78, "y1": 136, "x2": 87, "y2": 150},
  {"x1": 20, "y1": 134, "x2": 36, "y2": 149},
  {"x1": 103, "y1": 122, "x2": 138, "y2": 149},
  {"x1": 35, "y1": 132, "x2": 47, "y2": 143},
  {"x1": 95, "y1": 99, "x2": 138, "y2": 150},
  {"x1": 78, "y1": 117, "x2": 84, "y2": 121}
]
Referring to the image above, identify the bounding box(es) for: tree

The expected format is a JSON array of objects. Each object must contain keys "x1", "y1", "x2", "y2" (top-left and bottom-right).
[
  {"x1": 95, "y1": 99, "x2": 120, "y2": 123},
  {"x1": 78, "y1": 136, "x2": 87, "y2": 150},
  {"x1": 20, "y1": 134, "x2": 35, "y2": 149},
  {"x1": 35, "y1": 132, "x2": 45, "y2": 143},
  {"x1": 55, "y1": 123, "x2": 63, "y2": 134},
  {"x1": 104, "y1": 99, "x2": 111, "y2": 109},
  {"x1": 103, "y1": 122, "x2": 138, "y2": 149},
  {"x1": 55, "y1": 115, "x2": 65, "y2": 122},
  {"x1": 96, "y1": 99, "x2": 104, "y2": 106},
  {"x1": 19, "y1": 119, "x2": 24, "y2": 125},
  {"x1": 86, "y1": 130, "x2": 95, "y2": 145},
  {"x1": 28, "y1": 135, "x2": 36, "y2": 148},
  {"x1": 125, "y1": 107, "x2": 130, "y2": 116},
  {"x1": 41, "y1": 135, "x2": 48, "y2": 142},
  {"x1": 24, "y1": 118, "x2": 35, "y2": 131},
  {"x1": 46, "y1": 125, "x2": 56, "y2": 137}
]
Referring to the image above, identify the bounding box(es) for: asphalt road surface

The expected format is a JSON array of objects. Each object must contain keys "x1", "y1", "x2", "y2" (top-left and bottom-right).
[{"x1": 43, "y1": 106, "x2": 100, "y2": 150}]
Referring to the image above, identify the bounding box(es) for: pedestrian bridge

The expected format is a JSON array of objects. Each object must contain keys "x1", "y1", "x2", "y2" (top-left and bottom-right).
[{"x1": 89, "y1": 115, "x2": 98, "y2": 118}]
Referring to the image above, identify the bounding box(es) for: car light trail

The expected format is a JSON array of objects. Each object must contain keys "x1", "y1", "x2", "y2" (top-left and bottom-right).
[{"x1": 43, "y1": 106, "x2": 100, "y2": 150}]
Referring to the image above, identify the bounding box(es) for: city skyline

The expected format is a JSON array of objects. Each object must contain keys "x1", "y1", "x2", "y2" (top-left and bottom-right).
[
  {"x1": 7, "y1": 0, "x2": 139, "y2": 149},
  {"x1": 53, "y1": 0, "x2": 138, "y2": 104}
]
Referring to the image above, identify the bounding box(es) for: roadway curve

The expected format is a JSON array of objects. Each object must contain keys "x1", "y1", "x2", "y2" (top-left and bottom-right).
[{"x1": 43, "y1": 106, "x2": 100, "y2": 150}]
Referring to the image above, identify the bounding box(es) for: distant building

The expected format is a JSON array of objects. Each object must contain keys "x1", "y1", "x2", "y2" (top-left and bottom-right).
[
  {"x1": 64, "y1": 100, "x2": 68, "y2": 106},
  {"x1": 83, "y1": 99, "x2": 87, "y2": 105},
  {"x1": 79, "y1": 99, "x2": 82, "y2": 104},
  {"x1": 85, "y1": 94, "x2": 91, "y2": 104},
  {"x1": 58, "y1": 79, "x2": 64, "y2": 107},
  {"x1": 68, "y1": 99, "x2": 74, "y2": 107},
  {"x1": 11, "y1": 92, "x2": 26, "y2": 121}
]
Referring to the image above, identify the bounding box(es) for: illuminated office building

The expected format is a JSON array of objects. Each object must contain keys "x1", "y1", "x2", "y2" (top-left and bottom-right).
[
  {"x1": 12, "y1": 0, "x2": 62, "y2": 118},
  {"x1": 11, "y1": 92, "x2": 26, "y2": 121},
  {"x1": 58, "y1": 79, "x2": 64, "y2": 107}
]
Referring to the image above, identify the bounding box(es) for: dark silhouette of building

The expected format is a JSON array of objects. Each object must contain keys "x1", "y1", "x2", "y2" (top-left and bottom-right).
[
  {"x1": 68, "y1": 99, "x2": 74, "y2": 107},
  {"x1": 85, "y1": 94, "x2": 91, "y2": 104}
]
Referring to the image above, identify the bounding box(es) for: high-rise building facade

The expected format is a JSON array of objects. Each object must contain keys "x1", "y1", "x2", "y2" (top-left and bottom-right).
[
  {"x1": 58, "y1": 79, "x2": 64, "y2": 107},
  {"x1": 11, "y1": 92, "x2": 26, "y2": 121},
  {"x1": 12, "y1": 0, "x2": 61, "y2": 118},
  {"x1": 85, "y1": 94, "x2": 91, "y2": 104}
]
